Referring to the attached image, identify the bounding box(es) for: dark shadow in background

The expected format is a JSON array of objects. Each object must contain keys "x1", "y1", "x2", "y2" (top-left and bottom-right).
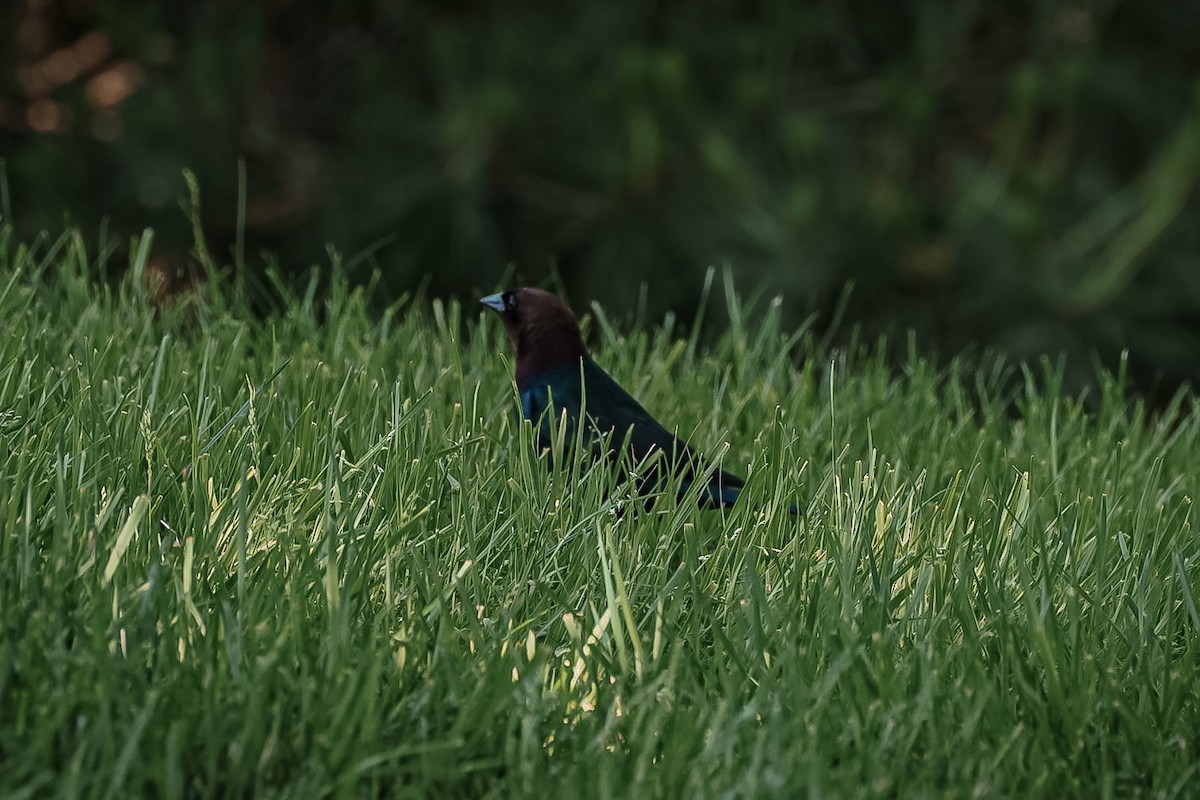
[{"x1": 3, "y1": 0, "x2": 1200, "y2": 397}]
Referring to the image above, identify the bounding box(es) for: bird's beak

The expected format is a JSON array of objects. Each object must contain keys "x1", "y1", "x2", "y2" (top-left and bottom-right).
[{"x1": 479, "y1": 293, "x2": 506, "y2": 313}]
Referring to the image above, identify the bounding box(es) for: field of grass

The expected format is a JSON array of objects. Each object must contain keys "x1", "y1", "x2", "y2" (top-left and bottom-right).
[{"x1": 1, "y1": 229, "x2": 1198, "y2": 798}]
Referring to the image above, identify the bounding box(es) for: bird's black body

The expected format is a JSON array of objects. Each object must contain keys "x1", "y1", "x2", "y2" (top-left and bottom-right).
[{"x1": 482, "y1": 288, "x2": 744, "y2": 508}]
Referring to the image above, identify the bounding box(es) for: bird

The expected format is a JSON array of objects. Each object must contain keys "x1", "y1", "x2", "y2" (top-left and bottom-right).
[{"x1": 481, "y1": 287, "x2": 745, "y2": 509}]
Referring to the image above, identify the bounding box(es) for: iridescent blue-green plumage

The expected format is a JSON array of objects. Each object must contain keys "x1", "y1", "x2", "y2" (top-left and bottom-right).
[
  {"x1": 482, "y1": 288, "x2": 744, "y2": 509},
  {"x1": 519, "y1": 358, "x2": 744, "y2": 507}
]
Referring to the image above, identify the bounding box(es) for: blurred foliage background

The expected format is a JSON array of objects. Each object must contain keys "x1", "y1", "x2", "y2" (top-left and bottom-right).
[{"x1": 3, "y1": 0, "x2": 1200, "y2": 395}]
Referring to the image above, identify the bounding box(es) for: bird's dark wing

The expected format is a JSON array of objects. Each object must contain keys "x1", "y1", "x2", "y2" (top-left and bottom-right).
[
  {"x1": 576, "y1": 359, "x2": 689, "y2": 462},
  {"x1": 581, "y1": 360, "x2": 744, "y2": 508},
  {"x1": 519, "y1": 359, "x2": 744, "y2": 508},
  {"x1": 518, "y1": 359, "x2": 675, "y2": 460}
]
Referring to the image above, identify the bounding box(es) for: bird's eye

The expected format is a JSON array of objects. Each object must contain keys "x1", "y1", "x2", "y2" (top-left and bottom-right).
[{"x1": 504, "y1": 292, "x2": 517, "y2": 311}]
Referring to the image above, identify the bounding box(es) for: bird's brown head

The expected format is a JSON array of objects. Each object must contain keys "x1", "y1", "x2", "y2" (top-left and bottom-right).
[{"x1": 480, "y1": 288, "x2": 588, "y2": 386}]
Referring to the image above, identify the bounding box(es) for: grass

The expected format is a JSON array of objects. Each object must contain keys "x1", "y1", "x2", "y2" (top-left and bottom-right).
[{"x1": 0, "y1": 228, "x2": 1198, "y2": 799}]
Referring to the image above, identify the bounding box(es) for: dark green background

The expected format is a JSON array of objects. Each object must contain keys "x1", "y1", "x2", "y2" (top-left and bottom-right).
[{"x1": 4, "y1": 1, "x2": 1200, "y2": 394}]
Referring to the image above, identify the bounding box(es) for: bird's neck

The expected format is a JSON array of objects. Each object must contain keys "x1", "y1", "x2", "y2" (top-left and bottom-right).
[{"x1": 515, "y1": 324, "x2": 587, "y2": 390}]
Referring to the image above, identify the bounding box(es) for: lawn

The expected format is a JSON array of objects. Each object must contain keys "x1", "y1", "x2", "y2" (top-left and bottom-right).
[{"x1": 1, "y1": 229, "x2": 1197, "y2": 798}]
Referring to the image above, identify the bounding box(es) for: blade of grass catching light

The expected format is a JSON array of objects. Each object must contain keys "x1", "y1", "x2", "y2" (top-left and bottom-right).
[{"x1": 103, "y1": 494, "x2": 149, "y2": 586}]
